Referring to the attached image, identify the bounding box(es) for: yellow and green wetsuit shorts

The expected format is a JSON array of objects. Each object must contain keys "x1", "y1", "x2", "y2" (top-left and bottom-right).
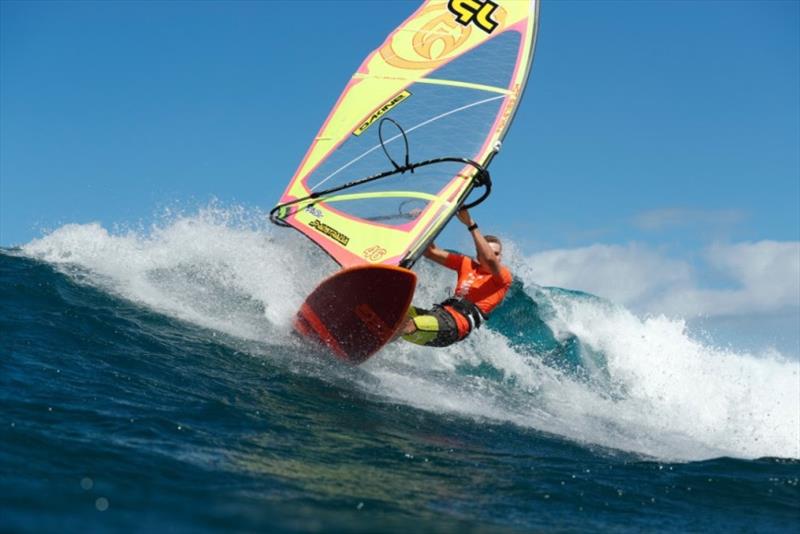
[{"x1": 402, "y1": 306, "x2": 462, "y2": 347}]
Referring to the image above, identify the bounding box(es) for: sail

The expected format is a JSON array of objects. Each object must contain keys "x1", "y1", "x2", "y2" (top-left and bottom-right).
[{"x1": 272, "y1": 0, "x2": 539, "y2": 268}]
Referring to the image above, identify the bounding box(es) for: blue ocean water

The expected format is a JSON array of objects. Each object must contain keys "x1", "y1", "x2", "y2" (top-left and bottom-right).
[{"x1": 2, "y1": 215, "x2": 799, "y2": 532}]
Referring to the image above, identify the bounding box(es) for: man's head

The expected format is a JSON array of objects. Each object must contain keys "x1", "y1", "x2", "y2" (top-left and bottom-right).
[{"x1": 485, "y1": 235, "x2": 502, "y2": 260}]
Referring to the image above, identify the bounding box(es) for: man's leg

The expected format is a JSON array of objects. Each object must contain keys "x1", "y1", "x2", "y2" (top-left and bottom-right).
[{"x1": 399, "y1": 306, "x2": 459, "y2": 347}]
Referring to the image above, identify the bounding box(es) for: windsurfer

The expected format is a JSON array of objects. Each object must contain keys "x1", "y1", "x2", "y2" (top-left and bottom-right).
[{"x1": 399, "y1": 208, "x2": 512, "y2": 347}]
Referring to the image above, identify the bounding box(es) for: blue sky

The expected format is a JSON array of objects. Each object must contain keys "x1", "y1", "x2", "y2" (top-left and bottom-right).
[{"x1": 2, "y1": 0, "x2": 799, "y2": 326}]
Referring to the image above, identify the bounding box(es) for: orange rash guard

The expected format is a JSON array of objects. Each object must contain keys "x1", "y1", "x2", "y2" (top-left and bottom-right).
[{"x1": 442, "y1": 253, "x2": 513, "y2": 338}]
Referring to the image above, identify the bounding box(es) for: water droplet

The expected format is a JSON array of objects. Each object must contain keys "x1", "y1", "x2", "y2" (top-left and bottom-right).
[
  {"x1": 95, "y1": 497, "x2": 109, "y2": 511},
  {"x1": 80, "y1": 477, "x2": 93, "y2": 490}
]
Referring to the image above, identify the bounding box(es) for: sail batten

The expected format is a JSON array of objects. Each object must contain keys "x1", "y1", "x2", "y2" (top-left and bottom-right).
[{"x1": 353, "y1": 73, "x2": 513, "y2": 95}]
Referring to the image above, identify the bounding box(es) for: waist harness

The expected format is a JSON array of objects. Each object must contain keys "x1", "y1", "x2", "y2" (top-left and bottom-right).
[{"x1": 438, "y1": 297, "x2": 487, "y2": 333}]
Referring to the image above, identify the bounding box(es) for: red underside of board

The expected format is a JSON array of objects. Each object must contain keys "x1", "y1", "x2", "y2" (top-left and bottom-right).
[{"x1": 294, "y1": 265, "x2": 417, "y2": 364}]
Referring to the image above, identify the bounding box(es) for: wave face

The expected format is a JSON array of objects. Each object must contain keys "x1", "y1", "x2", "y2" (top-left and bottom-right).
[{"x1": 3, "y1": 210, "x2": 799, "y2": 532}]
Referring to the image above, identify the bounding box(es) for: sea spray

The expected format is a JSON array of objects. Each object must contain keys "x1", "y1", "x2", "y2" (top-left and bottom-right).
[{"x1": 22, "y1": 207, "x2": 339, "y2": 341}]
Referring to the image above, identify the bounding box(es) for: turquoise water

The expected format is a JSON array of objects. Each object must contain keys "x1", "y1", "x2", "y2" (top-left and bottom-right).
[{"x1": 2, "y1": 216, "x2": 798, "y2": 532}]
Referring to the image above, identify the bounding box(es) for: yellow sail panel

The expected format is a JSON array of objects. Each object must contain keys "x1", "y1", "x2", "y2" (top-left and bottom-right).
[{"x1": 275, "y1": 0, "x2": 539, "y2": 268}]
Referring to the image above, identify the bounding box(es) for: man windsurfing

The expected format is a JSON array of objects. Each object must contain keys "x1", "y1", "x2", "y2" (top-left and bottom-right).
[{"x1": 400, "y1": 208, "x2": 512, "y2": 347}]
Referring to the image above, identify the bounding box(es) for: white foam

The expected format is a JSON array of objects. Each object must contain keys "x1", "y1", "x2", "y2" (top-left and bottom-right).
[
  {"x1": 22, "y1": 207, "x2": 800, "y2": 461},
  {"x1": 533, "y1": 292, "x2": 799, "y2": 460}
]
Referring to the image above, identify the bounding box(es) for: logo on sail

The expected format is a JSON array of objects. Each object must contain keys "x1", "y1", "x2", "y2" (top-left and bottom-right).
[
  {"x1": 378, "y1": 2, "x2": 506, "y2": 70},
  {"x1": 353, "y1": 91, "x2": 411, "y2": 136},
  {"x1": 447, "y1": 0, "x2": 500, "y2": 34},
  {"x1": 309, "y1": 219, "x2": 350, "y2": 246}
]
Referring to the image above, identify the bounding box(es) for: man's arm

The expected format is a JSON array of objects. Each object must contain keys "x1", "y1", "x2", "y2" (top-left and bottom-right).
[
  {"x1": 457, "y1": 208, "x2": 503, "y2": 280},
  {"x1": 423, "y1": 242, "x2": 450, "y2": 267}
]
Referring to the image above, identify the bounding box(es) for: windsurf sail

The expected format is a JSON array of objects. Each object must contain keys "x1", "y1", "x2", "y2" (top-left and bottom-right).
[{"x1": 271, "y1": 0, "x2": 540, "y2": 268}]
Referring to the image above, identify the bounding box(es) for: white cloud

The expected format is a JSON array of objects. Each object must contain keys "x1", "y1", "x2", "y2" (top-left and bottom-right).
[
  {"x1": 654, "y1": 241, "x2": 800, "y2": 316},
  {"x1": 518, "y1": 241, "x2": 800, "y2": 318}
]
